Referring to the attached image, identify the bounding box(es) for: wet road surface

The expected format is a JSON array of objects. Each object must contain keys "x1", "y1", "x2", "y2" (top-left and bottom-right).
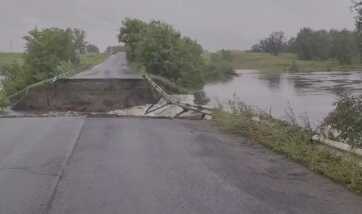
[
  {"x1": 71, "y1": 52, "x2": 142, "y2": 79},
  {"x1": 0, "y1": 117, "x2": 361, "y2": 214}
]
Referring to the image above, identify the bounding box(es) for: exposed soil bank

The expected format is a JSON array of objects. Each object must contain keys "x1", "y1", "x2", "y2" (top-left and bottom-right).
[{"x1": 12, "y1": 78, "x2": 158, "y2": 112}]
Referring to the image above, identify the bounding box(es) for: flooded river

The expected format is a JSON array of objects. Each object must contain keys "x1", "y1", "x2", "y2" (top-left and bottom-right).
[{"x1": 204, "y1": 70, "x2": 362, "y2": 127}]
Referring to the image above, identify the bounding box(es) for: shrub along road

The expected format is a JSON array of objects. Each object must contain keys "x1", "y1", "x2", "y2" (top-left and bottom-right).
[{"x1": 0, "y1": 117, "x2": 361, "y2": 214}]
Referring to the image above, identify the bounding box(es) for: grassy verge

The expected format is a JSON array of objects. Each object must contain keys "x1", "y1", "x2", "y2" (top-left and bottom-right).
[
  {"x1": 0, "y1": 53, "x2": 106, "y2": 74},
  {"x1": 214, "y1": 104, "x2": 362, "y2": 193},
  {"x1": 0, "y1": 52, "x2": 23, "y2": 71},
  {"x1": 230, "y1": 51, "x2": 362, "y2": 72},
  {"x1": 0, "y1": 52, "x2": 23, "y2": 65},
  {"x1": 79, "y1": 53, "x2": 107, "y2": 69}
]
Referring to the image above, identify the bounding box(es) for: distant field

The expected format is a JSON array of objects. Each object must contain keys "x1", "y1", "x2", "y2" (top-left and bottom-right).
[
  {"x1": 0, "y1": 52, "x2": 23, "y2": 69},
  {"x1": 230, "y1": 51, "x2": 362, "y2": 72},
  {"x1": 0, "y1": 52, "x2": 107, "y2": 73},
  {"x1": 79, "y1": 53, "x2": 107, "y2": 70}
]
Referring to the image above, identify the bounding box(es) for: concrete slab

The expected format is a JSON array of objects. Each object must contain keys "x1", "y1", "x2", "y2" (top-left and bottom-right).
[{"x1": 107, "y1": 95, "x2": 206, "y2": 119}]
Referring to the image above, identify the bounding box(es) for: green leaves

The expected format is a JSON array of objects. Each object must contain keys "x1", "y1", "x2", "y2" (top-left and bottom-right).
[
  {"x1": 291, "y1": 28, "x2": 358, "y2": 64},
  {"x1": 324, "y1": 94, "x2": 362, "y2": 147},
  {"x1": 119, "y1": 19, "x2": 207, "y2": 89},
  {"x1": 119, "y1": 18, "x2": 234, "y2": 89},
  {"x1": 23, "y1": 28, "x2": 78, "y2": 82},
  {"x1": 252, "y1": 31, "x2": 287, "y2": 56},
  {"x1": 1, "y1": 63, "x2": 32, "y2": 95},
  {"x1": 0, "y1": 87, "x2": 9, "y2": 110},
  {"x1": 119, "y1": 18, "x2": 148, "y2": 61},
  {"x1": 1, "y1": 27, "x2": 87, "y2": 100}
]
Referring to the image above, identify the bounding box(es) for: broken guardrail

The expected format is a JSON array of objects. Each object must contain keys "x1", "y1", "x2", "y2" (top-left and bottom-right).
[
  {"x1": 312, "y1": 135, "x2": 362, "y2": 157},
  {"x1": 142, "y1": 73, "x2": 213, "y2": 119}
]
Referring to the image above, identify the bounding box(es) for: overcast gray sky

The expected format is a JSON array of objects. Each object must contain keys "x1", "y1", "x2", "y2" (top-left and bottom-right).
[{"x1": 0, "y1": 0, "x2": 355, "y2": 52}]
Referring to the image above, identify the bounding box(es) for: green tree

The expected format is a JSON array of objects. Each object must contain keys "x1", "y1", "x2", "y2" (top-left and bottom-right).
[
  {"x1": 329, "y1": 29, "x2": 357, "y2": 64},
  {"x1": 294, "y1": 28, "x2": 331, "y2": 60},
  {"x1": 204, "y1": 51, "x2": 234, "y2": 82},
  {"x1": 252, "y1": 31, "x2": 286, "y2": 56},
  {"x1": 1, "y1": 63, "x2": 32, "y2": 95},
  {"x1": 2, "y1": 27, "x2": 77, "y2": 95},
  {"x1": 118, "y1": 18, "x2": 148, "y2": 61},
  {"x1": 68, "y1": 28, "x2": 87, "y2": 54},
  {"x1": 119, "y1": 19, "x2": 206, "y2": 89},
  {"x1": 324, "y1": 94, "x2": 362, "y2": 147},
  {"x1": 23, "y1": 28, "x2": 77, "y2": 81},
  {"x1": 86, "y1": 44, "x2": 100, "y2": 54},
  {"x1": 0, "y1": 89, "x2": 9, "y2": 110},
  {"x1": 286, "y1": 37, "x2": 297, "y2": 53},
  {"x1": 352, "y1": 0, "x2": 362, "y2": 62}
]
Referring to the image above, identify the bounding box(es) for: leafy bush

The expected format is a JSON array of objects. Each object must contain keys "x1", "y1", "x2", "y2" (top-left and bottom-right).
[
  {"x1": 251, "y1": 31, "x2": 287, "y2": 56},
  {"x1": 1, "y1": 63, "x2": 32, "y2": 95},
  {"x1": 0, "y1": 90, "x2": 9, "y2": 110},
  {"x1": 204, "y1": 50, "x2": 235, "y2": 82},
  {"x1": 86, "y1": 44, "x2": 100, "y2": 54},
  {"x1": 1, "y1": 28, "x2": 80, "y2": 98},
  {"x1": 23, "y1": 28, "x2": 78, "y2": 82},
  {"x1": 291, "y1": 28, "x2": 358, "y2": 64},
  {"x1": 324, "y1": 94, "x2": 362, "y2": 147},
  {"x1": 119, "y1": 18, "x2": 148, "y2": 62},
  {"x1": 0, "y1": 53, "x2": 23, "y2": 70},
  {"x1": 288, "y1": 60, "x2": 300, "y2": 72}
]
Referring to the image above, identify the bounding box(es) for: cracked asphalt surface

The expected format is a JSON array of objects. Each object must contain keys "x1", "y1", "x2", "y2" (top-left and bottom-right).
[{"x1": 0, "y1": 117, "x2": 362, "y2": 214}]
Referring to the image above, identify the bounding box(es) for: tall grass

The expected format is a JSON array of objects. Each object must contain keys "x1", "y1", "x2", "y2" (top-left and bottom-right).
[
  {"x1": 214, "y1": 101, "x2": 362, "y2": 193},
  {"x1": 0, "y1": 53, "x2": 23, "y2": 73},
  {"x1": 79, "y1": 53, "x2": 107, "y2": 69},
  {"x1": 323, "y1": 94, "x2": 362, "y2": 148}
]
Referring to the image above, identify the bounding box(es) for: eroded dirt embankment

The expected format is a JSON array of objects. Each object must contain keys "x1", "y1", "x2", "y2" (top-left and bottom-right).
[{"x1": 12, "y1": 78, "x2": 158, "y2": 112}]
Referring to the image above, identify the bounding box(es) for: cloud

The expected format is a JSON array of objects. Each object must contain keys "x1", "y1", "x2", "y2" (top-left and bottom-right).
[{"x1": 0, "y1": 0, "x2": 355, "y2": 52}]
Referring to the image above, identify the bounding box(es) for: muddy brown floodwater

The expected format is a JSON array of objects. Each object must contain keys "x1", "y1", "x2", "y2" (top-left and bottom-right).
[{"x1": 204, "y1": 70, "x2": 362, "y2": 128}]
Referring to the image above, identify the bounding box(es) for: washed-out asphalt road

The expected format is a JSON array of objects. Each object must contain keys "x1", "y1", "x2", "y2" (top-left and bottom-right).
[
  {"x1": 0, "y1": 117, "x2": 362, "y2": 214},
  {"x1": 71, "y1": 52, "x2": 142, "y2": 79}
]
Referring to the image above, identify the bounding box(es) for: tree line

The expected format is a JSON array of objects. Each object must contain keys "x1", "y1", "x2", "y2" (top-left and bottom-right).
[
  {"x1": 252, "y1": 1, "x2": 362, "y2": 65},
  {"x1": 251, "y1": 28, "x2": 359, "y2": 65}
]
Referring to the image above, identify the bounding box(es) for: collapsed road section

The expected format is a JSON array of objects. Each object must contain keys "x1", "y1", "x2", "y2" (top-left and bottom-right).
[
  {"x1": 11, "y1": 52, "x2": 158, "y2": 112},
  {"x1": 8, "y1": 52, "x2": 212, "y2": 119}
]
